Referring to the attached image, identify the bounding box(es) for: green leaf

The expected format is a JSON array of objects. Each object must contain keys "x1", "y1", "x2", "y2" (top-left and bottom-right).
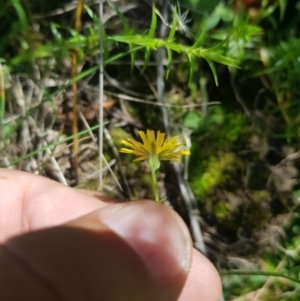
[
  {"x1": 129, "y1": 44, "x2": 135, "y2": 72},
  {"x1": 278, "y1": 0, "x2": 287, "y2": 21},
  {"x1": 204, "y1": 36, "x2": 228, "y2": 52},
  {"x1": 168, "y1": 6, "x2": 178, "y2": 42},
  {"x1": 141, "y1": 48, "x2": 151, "y2": 74},
  {"x1": 84, "y1": 4, "x2": 95, "y2": 20},
  {"x1": 166, "y1": 47, "x2": 172, "y2": 78},
  {"x1": 149, "y1": 3, "x2": 157, "y2": 38},
  {"x1": 107, "y1": 1, "x2": 132, "y2": 34},
  {"x1": 50, "y1": 23, "x2": 62, "y2": 41},
  {"x1": 11, "y1": 0, "x2": 28, "y2": 29},
  {"x1": 205, "y1": 58, "x2": 218, "y2": 85},
  {"x1": 183, "y1": 111, "x2": 202, "y2": 130},
  {"x1": 190, "y1": 18, "x2": 207, "y2": 50},
  {"x1": 104, "y1": 46, "x2": 143, "y2": 66},
  {"x1": 187, "y1": 54, "x2": 195, "y2": 86}
]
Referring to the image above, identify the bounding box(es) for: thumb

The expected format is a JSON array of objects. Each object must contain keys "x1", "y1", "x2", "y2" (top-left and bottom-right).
[{"x1": 1, "y1": 201, "x2": 192, "y2": 301}]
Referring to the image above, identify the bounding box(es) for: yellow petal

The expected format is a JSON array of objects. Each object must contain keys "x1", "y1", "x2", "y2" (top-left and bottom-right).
[
  {"x1": 138, "y1": 131, "x2": 151, "y2": 153},
  {"x1": 134, "y1": 156, "x2": 148, "y2": 161},
  {"x1": 146, "y1": 129, "x2": 156, "y2": 146},
  {"x1": 155, "y1": 131, "x2": 165, "y2": 153},
  {"x1": 126, "y1": 138, "x2": 145, "y2": 152},
  {"x1": 119, "y1": 148, "x2": 135, "y2": 154}
]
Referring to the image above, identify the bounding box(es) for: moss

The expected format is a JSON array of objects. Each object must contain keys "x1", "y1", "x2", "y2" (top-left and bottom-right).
[
  {"x1": 188, "y1": 107, "x2": 246, "y2": 198},
  {"x1": 187, "y1": 108, "x2": 281, "y2": 234},
  {"x1": 213, "y1": 202, "x2": 233, "y2": 220},
  {"x1": 109, "y1": 127, "x2": 130, "y2": 149},
  {"x1": 190, "y1": 152, "x2": 240, "y2": 199},
  {"x1": 80, "y1": 179, "x2": 98, "y2": 191}
]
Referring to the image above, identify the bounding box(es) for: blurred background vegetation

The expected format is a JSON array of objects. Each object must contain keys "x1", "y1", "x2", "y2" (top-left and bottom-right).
[{"x1": 1, "y1": 0, "x2": 300, "y2": 299}]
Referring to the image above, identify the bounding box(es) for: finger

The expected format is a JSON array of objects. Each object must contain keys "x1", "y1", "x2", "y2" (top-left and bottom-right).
[
  {"x1": 178, "y1": 249, "x2": 222, "y2": 301},
  {"x1": 0, "y1": 169, "x2": 109, "y2": 242},
  {"x1": 1, "y1": 201, "x2": 192, "y2": 301}
]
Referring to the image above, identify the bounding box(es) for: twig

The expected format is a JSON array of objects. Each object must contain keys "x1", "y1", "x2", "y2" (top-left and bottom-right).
[
  {"x1": 229, "y1": 67, "x2": 251, "y2": 119},
  {"x1": 98, "y1": 0, "x2": 104, "y2": 190},
  {"x1": 0, "y1": 64, "x2": 5, "y2": 161},
  {"x1": 35, "y1": 1, "x2": 137, "y2": 25},
  {"x1": 156, "y1": 0, "x2": 170, "y2": 134},
  {"x1": 28, "y1": 116, "x2": 68, "y2": 185},
  {"x1": 71, "y1": 0, "x2": 84, "y2": 184},
  {"x1": 109, "y1": 92, "x2": 220, "y2": 108},
  {"x1": 103, "y1": 127, "x2": 132, "y2": 199}
]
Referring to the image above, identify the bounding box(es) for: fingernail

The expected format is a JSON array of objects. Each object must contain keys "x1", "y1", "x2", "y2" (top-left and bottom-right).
[{"x1": 97, "y1": 201, "x2": 191, "y2": 279}]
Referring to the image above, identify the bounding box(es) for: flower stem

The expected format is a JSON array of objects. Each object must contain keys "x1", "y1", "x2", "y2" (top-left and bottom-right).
[{"x1": 150, "y1": 167, "x2": 159, "y2": 202}]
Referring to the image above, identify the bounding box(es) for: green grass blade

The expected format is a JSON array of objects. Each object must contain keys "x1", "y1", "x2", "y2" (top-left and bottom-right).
[
  {"x1": 107, "y1": 1, "x2": 131, "y2": 34},
  {"x1": 11, "y1": 0, "x2": 28, "y2": 29},
  {"x1": 188, "y1": 54, "x2": 195, "y2": 86},
  {"x1": 129, "y1": 44, "x2": 135, "y2": 72},
  {"x1": 166, "y1": 47, "x2": 172, "y2": 78},
  {"x1": 168, "y1": 6, "x2": 178, "y2": 42},
  {"x1": 190, "y1": 18, "x2": 207, "y2": 50},
  {"x1": 205, "y1": 58, "x2": 218, "y2": 86},
  {"x1": 220, "y1": 270, "x2": 300, "y2": 285},
  {"x1": 141, "y1": 48, "x2": 151, "y2": 74},
  {"x1": 149, "y1": 3, "x2": 157, "y2": 38},
  {"x1": 104, "y1": 46, "x2": 143, "y2": 65}
]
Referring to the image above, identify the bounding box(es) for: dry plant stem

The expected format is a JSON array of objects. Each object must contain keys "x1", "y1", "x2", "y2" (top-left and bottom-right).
[
  {"x1": 35, "y1": 1, "x2": 137, "y2": 23},
  {"x1": 110, "y1": 92, "x2": 220, "y2": 108},
  {"x1": 229, "y1": 67, "x2": 251, "y2": 119},
  {"x1": 103, "y1": 127, "x2": 132, "y2": 199},
  {"x1": 71, "y1": 53, "x2": 79, "y2": 184},
  {"x1": 156, "y1": 0, "x2": 170, "y2": 135},
  {"x1": 200, "y1": 76, "x2": 208, "y2": 117},
  {"x1": 27, "y1": 116, "x2": 68, "y2": 184},
  {"x1": 0, "y1": 64, "x2": 4, "y2": 158},
  {"x1": 71, "y1": 0, "x2": 84, "y2": 184},
  {"x1": 98, "y1": 0, "x2": 104, "y2": 191}
]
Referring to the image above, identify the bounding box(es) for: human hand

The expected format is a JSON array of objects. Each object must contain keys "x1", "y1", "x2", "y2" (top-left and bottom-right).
[{"x1": 0, "y1": 168, "x2": 222, "y2": 301}]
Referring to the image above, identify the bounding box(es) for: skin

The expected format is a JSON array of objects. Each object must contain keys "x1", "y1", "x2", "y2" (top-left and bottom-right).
[{"x1": 0, "y1": 168, "x2": 222, "y2": 301}]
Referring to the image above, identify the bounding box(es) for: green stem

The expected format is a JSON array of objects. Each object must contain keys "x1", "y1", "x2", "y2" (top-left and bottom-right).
[
  {"x1": 220, "y1": 270, "x2": 300, "y2": 285},
  {"x1": 150, "y1": 167, "x2": 159, "y2": 202}
]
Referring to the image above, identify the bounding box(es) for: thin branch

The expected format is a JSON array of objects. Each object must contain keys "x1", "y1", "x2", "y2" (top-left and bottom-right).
[
  {"x1": 156, "y1": 0, "x2": 170, "y2": 134},
  {"x1": 109, "y1": 92, "x2": 220, "y2": 108},
  {"x1": 98, "y1": 0, "x2": 104, "y2": 190},
  {"x1": 71, "y1": 0, "x2": 84, "y2": 184}
]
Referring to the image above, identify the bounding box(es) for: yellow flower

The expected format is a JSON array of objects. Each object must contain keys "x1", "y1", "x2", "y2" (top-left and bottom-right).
[{"x1": 120, "y1": 130, "x2": 190, "y2": 166}]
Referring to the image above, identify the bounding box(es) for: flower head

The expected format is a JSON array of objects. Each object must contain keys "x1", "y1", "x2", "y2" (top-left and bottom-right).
[{"x1": 120, "y1": 130, "x2": 190, "y2": 169}]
